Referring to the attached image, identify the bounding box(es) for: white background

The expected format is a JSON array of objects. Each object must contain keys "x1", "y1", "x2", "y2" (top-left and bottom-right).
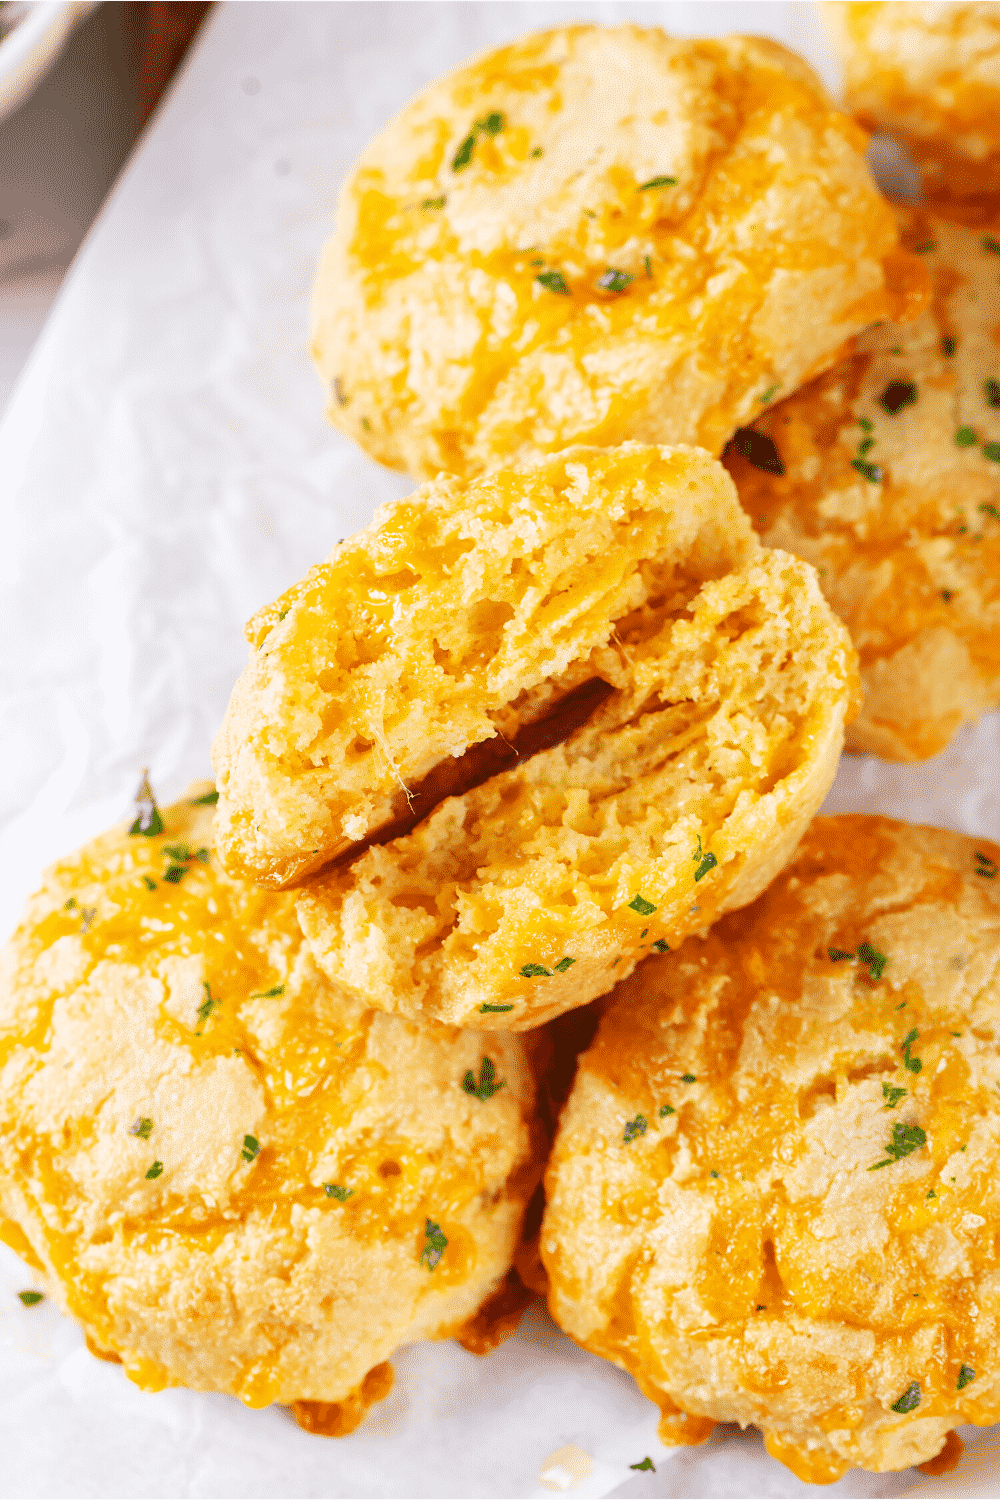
[{"x1": 1, "y1": 4, "x2": 998, "y2": 1496}]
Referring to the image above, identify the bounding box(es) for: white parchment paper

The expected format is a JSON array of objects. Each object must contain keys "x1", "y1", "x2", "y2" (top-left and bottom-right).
[{"x1": 1, "y1": 4, "x2": 998, "y2": 1496}]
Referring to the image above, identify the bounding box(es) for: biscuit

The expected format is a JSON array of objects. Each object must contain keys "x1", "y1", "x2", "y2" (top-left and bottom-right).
[
  {"x1": 212, "y1": 444, "x2": 760, "y2": 888},
  {"x1": 296, "y1": 543, "x2": 858, "y2": 1031},
  {"x1": 0, "y1": 789, "x2": 537, "y2": 1427},
  {"x1": 822, "y1": 2, "x2": 1000, "y2": 201},
  {"x1": 724, "y1": 205, "x2": 1000, "y2": 761},
  {"x1": 542, "y1": 816, "x2": 1000, "y2": 1481},
  {"x1": 312, "y1": 24, "x2": 926, "y2": 481}
]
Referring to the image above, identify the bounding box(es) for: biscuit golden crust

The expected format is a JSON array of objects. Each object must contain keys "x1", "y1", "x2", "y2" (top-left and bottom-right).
[
  {"x1": 542, "y1": 816, "x2": 1000, "y2": 1482},
  {"x1": 296, "y1": 543, "x2": 858, "y2": 1031},
  {"x1": 212, "y1": 444, "x2": 759, "y2": 888},
  {"x1": 312, "y1": 24, "x2": 925, "y2": 480},
  {"x1": 0, "y1": 791, "x2": 536, "y2": 1417},
  {"x1": 725, "y1": 206, "x2": 1000, "y2": 762},
  {"x1": 823, "y1": 2, "x2": 1000, "y2": 200}
]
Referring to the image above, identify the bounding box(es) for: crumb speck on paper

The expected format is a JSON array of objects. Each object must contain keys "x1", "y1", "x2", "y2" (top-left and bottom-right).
[{"x1": 539, "y1": 1444, "x2": 593, "y2": 1490}]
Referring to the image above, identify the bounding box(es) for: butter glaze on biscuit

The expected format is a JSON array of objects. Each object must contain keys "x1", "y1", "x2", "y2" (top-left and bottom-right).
[
  {"x1": 823, "y1": 2, "x2": 1000, "y2": 201},
  {"x1": 312, "y1": 24, "x2": 926, "y2": 480},
  {"x1": 543, "y1": 816, "x2": 1000, "y2": 1482},
  {"x1": 213, "y1": 444, "x2": 759, "y2": 888},
  {"x1": 0, "y1": 791, "x2": 537, "y2": 1424},
  {"x1": 726, "y1": 206, "x2": 1000, "y2": 761},
  {"x1": 296, "y1": 522, "x2": 858, "y2": 1031}
]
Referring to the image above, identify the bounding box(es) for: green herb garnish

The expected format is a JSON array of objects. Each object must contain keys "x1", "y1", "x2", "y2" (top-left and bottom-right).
[
  {"x1": 858, "y1": 941, "x2": 887, "y2": 980},
  {"x1": 142, "y1": 875, "x2": 157, "y2": 891},
  {"x1": 629, "y1": 894, "x2": 657, "y2": 916},
  {"x1": 890, "y1": 1381, "x2": 921, "y2": 1413},
  {"x1": 644, "y1": 255, "x2": 652, "y2": 278},
  {"x1": 638, "y1": 176, "x2": 677, "y2": 189},
  {"x1": 759, "y1": 384, "x2": 779, "y2": 404},
  {"x1": 652, "y1": 939, "x2": 670, "y2": 953},
  {"x1": 553, "y1": 956, "x2": 576, "y2": 973},
  {"x1": 914, "y1": 241, "x2": 937, "y2": 254},
  {"x1": 131, "y1": 1117, "x2": 153, "y2": 1139},
  {"x1": 882, "y1": 1084, "x2": 907, "y2": 1109},
  {"x1": 18, "y1": 1290, "x2": 43, "y2": 1306},
  {"x1": 596, "y1": 268, "x2": 632, "y2": 293},
  {"x1": 536, "y1": 269, "x2": 569, "y2": 294},
  {"x1": 630, "y1": 1458, "x2": 655, "y2": 1472},
  {"x1": 129, "y1": 770, "x2": 164, "y2": 837},
  {"x1": 479, "y1": 1002, "x2": 514, "y2": 1013},
  {"x1": 145, "y1": 1161, "x2": 163, "y2": 1180},
  {"x1": 694, "y1": 851, "x2": 717, "y2": 882},
  {"x1": 420, "y1": 1217, "x2": 447, "y2": 1270},
  {"x1": 163, "y1": 865, "x2": 186, "y2": 884},
  {"x1": 901, "y1": 1028, "x2": 922, "y2": 1074},
  {"x1": 452, "y1": 135, "x2": 476, "y2": 171},
  {"x1": 250, "y1": 985, "x2": 285, "y2": 998},
  {"x1": 324, "y1": 1184, "x2": 353, "y2": 1203},
  {"x1": 659, "y1": 1104, "x2": 675, "y2": 1117},
  {"x1": 985, "y1": 378, "x2": 1000, "y2": 409},
  {"x1": 852, "y1": 458, "x2": 883, "y2": 483},
  {"x1": 942, "y1": 336, "x2": 956, "y2": 356},
  {"x1": 681, "y1": 1073, "x2": 697, "y2": 1084},
  {"x1": 241, "y1": 1135, "x2": 260, "y2": 1163},
  {"x1": 190, "y1": 790, "x2": 219, "y2": 805},
  {"x1": 463, "y1": 1056, "x2": 505, "y2": 1102},
  {"x1": 421, "y1": 196, "x2": 446, "y2": 210},
  {"x1": 869, "y1": 1121, "x2": 926, "y2": 1170},
  {"x1": 521, "y1": 963, "x2": 552, "y2": 978},
  {"x1": 955, "y1": 426, "x2": 977, "y2": 447},
  {"x1": 64, "y1": 898, "x2": 76, "y2": 909},
  {"x1": 623, "y1": 1114, "x2": 647, "y2": 1143},
  {"x1": 162, "y1": 842, "x2": 209, "y2": 864},
  {"x1": 197, "y1": 981, "x2": 219, "y2": 1029},
  {"x1": 530, "y1": 147, "x2": 543, "y2": 158},
  {"x1": 942, "y1": 589, "x2": 954, "y2": 602},
  {"x1": 975, "y1": 851, "x2": 997, "y2": 878},
  {"x1": 985, "y1": 443, "x2": 1000, "y2": 462},
  {"x1": 829, "y1": 947, "x2": 855, "y2": 962},
  {"x1": 958, "y1": 1364, "x2": 976, "y2": 1389}
]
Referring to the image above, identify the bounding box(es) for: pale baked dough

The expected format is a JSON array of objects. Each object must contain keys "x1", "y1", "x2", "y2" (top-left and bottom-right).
[
  {"x1": 312, "y1": 23, "x2": 926, "y2": 481},
  {"x1": 212, "y1": 444, "x2": 760, "y2": 888},
  {"x1": 822, "y1": 2, "x2": 1000, "y2": 200},
  {"x1": 542, "y1": 816, "x2": 1000, "y2": 1482},
  {"x1": 296, "y1": 544, "x2": 858, "y2": 1031},
  {"x1": 725, "y1": 205, "x2": 1000, "y2": 761},
  {"x1": 0, "y1": 789, "x2": 537, "y2": 1427}
]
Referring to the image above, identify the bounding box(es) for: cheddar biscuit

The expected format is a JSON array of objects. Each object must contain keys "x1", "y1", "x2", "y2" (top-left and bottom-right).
[
  {"x1": 542, "y1": 816, "x2": 1000, "y2": 1481},
  {"x1": 725, "y1": 206, "x2": 1000, "y2": 761},
  {"x1": 823, "y1": 2, "x2": 1000, "y2": 200},
  {"x1": 212, "y1": 445, "x2": 760, "y2": 888},
  {"x1": 0, "y1": 790, "x2": 537, "y2": 1428},
  {"x1": 312, "y1": 24, "x2": 925, "y2": 481},
  {"x1": 296, "y1": 547, "x2": 858, "y2": 1031}
]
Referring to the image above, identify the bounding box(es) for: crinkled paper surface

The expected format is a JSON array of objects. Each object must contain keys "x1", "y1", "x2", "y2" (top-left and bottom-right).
[{"x1": 1, "y1": 3, "x2": 998, "y2": 1496}]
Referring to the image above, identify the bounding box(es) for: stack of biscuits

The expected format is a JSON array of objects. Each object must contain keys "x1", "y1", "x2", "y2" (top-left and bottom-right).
[{"x1": 3, "y1": 6, "x2": 1000, "y2": 1485}]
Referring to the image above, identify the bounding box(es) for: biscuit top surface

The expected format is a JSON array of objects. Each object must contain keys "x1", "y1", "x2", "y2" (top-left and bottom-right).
[
  {"x1": 725, "y1": 206, "x2": 1000, "y2": 761},
  {"x1": 0, "y1": 791, "x2": 534, "y2": 1405},
  {"x1": 314, "y1": 24, "x2": 924, "y2": 479},
  {"x1": 544, "y1": 816, "x2": 1000, "y2": 1479}
]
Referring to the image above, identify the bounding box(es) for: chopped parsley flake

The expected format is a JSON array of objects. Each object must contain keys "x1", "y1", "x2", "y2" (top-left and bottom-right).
[
  {"x1": 732, "y1": 427, "x2": 784, "y2": 476},
  {"x1": 975, "y1": 851, "x2": 997, "y2": 878},
  {"x1": 553, "y1": 956, "x2": 576, "y2": 973},
  {"x1": 980, "y1": 503, "x2": 1000, "y2": 521},
  {"x1": 681, "y1": 1073, "x2": 697, "y2": 1084},
  {"x1": 452, "y1": 134, "x2": 476, "y2": 171},
  {"x1": 145, "y1": 1161, "x2": 163, "y2": 1180},
  {"x1": 829, "y1": 947, "x2": 855, "y2": 962},
  {"x1": 623, "y1": 1114, "x2": 647, "y2": 1143},
  {"x1": 942, "y1": 589, "x2": 954, "y2": 602},
  {"x1": 18, "y1": 1291, "x2": 43, "y2": 1306},
  {"x1": 463, "y1": 1056, "x2": 505, "y2": 1102},
  {"x1": 241, "y1": 1135, "x2": 260, "y2": 1163},
  {"x1": 927, "y1": 1189, "x2": 936, "y2": 1199},
  {"x1": 64, "y1": 897, "x2": 76, "y2": 909},
  {"x1": 638, "y1": 176, "x2": 677, "y2": 189},
  {"x1": 901, "y1": 1028, "x2": 922, "y2": 1074},
  {"x1": 596, "y1": 268, "x2": 632, "y2": 293},
  {"x1": 955, "y1": 426, "x2": 977, "y2": 447},
  {"x1": 852, "y1": 458, "x2": 883, "y2": 484},
  {"x1": 142, "y1": 875, "x2": 157, "y2": 891},
  {"x1": 629, "y1": 894, "x2": 657, "y2": 916},
  {"x1": 694, "y1": 851, "x2": 718, "y2": 882},
  {"x1": 759, "y1": 384, "x2": 779, "y2": 404},
  {"x1": 858, "y1": 417, "x2": 873, "y2": 432},
  {"x1": 197, "y1": 982, "x2": 219, "y2": 1028},
  {"x1": 163, "y1": 865, "x2": 187, "y2": 884},
  {"x1": 659, "y1": 1104, "x2": 675, "y2": 1117},
  {"x1": 880, "y1": 380, "x2": 917, "y2": 415},
  {"x1": 869, "y1": 1121, "x2": 926, "y2": 1170},
  {"x1": 984, "y1": 443, "x2": 1000, "y2": 462},
  {"x1": 190, "y1": 790, "x2": 219, "y2": 806},
  {"x1": 858, "y1": 941, "x2": 887, "y2": 980},
  {"x1": 958, "y1": 1364, "x2": 976, "y2": 1389},
  {"x1": 652, "y1": 939, "x2": 670, "y2": 953},
  {"x1": 858, "y1": 436, "x2": 876, "y2": 457},
  {"x1": 630, "y1": 1458, "x2": 655, "y2": 1472},
  {"x1": 914, "y1": 241, "x2": 937, "y2": 254},
  {"x1": 882, "y1": 1084, "x2": 907, "y2": 1109},
  {"x1": 521, "y1": 963, "x2": 552, "y2": 978},
  {"x1": 644, "y1": 255, "x2": 652, "y2": 278},
  {"x1": 420, "y1": 1218, "x2": 447, "y2": 1270},
  {"x1": 479, "y1": 1002, "x2": 514, "y2": 1013},
  {"x1": 250, "y1": 985, "x2": 284, "y2": 998},
  {"x1": 162, "y1": 842, "x2": 209, "y2": 864},
  {"x1": 530, "y1": 147, "x2": 543, "y2": 158},
  {"x1": 536, "y1": 269, "x2": 569, "y2": 295},
  {"x1": 129, "y1": 770, "x2": 164, "y2": 837},
  {"x1": 324, "y1": 1184, "x2": 353, "y2": 1202},
  {"x1": 890, "y1": 1381, "x2": 921, "y2": 1413},
  {"x1": 943, "y1": 336, "x2": 956, "y2": 356},
  {"x1": 986, "y1": 378, "x2": 1000, "y2": 409},
  {"x1": 131, "y1": 1117, "x2": 153, "y2": 1139},
  {"x1": 421, "y1": 196, "x2": 445, "y2": 210}
]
